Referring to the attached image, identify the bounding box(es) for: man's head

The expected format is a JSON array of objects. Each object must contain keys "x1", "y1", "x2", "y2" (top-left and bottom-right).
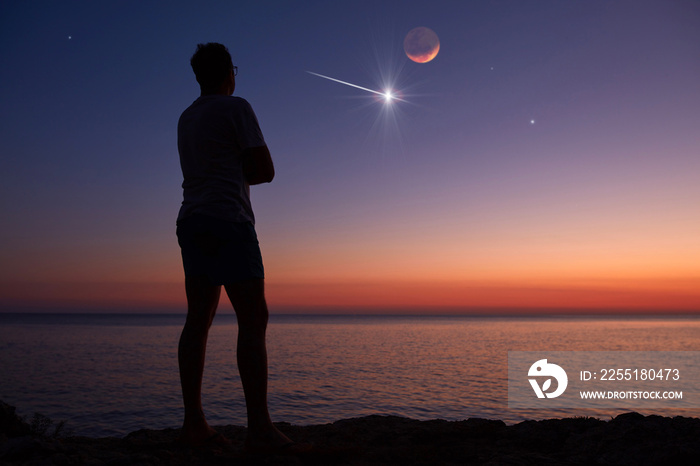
[{"x1": 190, "y1": 43, "x2": 235, "y2": 95}]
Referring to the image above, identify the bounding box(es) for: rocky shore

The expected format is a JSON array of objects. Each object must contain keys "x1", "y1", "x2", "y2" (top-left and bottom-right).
[{"x1": 2, "y1": 400, "x2": 699, "y2": 465}]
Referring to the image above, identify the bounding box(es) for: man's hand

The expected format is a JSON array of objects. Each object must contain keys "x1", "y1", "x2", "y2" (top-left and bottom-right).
[{"x1": 242, "y1": 145, "x2": 275, "y2": 185}]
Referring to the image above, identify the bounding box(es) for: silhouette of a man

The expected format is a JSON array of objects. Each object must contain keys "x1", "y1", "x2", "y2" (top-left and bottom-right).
[{"x1": 176, "y1": 43, "x2": 297, "y2": 453}]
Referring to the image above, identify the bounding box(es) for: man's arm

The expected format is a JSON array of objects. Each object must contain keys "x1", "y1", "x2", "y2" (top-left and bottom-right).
[{"x1": 242, "y1": 145, "x2": 275, "y2": 185}]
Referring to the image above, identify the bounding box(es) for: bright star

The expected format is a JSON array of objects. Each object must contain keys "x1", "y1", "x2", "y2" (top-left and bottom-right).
[
  {"x1": 307, "y1": 71, "x2": 407, "y2": 103},
  {"x1": 307, "y1": 38, "x2": 414, "y2": 159}
]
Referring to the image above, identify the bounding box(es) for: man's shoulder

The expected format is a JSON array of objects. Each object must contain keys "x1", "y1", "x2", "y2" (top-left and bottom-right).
[{"x1": 225, "y1": 96, "x2": 254, "y2": 115}]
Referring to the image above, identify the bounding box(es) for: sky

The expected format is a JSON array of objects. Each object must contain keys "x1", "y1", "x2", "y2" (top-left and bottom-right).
[{"x1": 1, "y1": 0, "x2": 699, "y2": 314}]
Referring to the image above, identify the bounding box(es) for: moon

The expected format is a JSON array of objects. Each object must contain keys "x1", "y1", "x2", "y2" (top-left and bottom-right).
[{"x1": 404, "y1": 27, "x2": 440, "y2": 63}]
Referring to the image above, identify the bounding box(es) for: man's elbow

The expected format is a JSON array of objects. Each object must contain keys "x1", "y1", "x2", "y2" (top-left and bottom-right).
[
  {"x1": 243, "y1": 146, "x2": 275, "y2": 184},
  {"x1": 256, "y1": 157, "x2": 274, "y2": 183},
  {"x1": 255, "y1": 167, "x2": 274, "y2": 184},
  {"x1": 261, "y1": 146, "x2": 275, "y2": 182}
]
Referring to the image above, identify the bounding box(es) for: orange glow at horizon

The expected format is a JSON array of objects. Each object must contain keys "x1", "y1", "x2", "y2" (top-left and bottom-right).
[
  {"x1": 265, "y1": 278, "x2": 700, "y2": 312},
  {"x1": 1, "y1": 276, "x2": 698, "y2": 313}
]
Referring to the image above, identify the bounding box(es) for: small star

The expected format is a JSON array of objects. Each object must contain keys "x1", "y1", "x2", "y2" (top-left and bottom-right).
[
  {"x1": 68, "y1": 35, "x2": 72, "y2": 40},
  {"x1": 530, "y1": 119, "x2": 536, "y2": 125}
]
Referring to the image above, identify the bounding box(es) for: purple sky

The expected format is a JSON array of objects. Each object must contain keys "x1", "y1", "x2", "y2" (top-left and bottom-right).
[{"x1": 1, "y1": 1, "x2": 699, "y2": 312}]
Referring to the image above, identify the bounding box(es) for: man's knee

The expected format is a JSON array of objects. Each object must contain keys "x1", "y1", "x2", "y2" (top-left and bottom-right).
[{"x1": 239, "y1": 300, "x2": 269, "y2": 330}]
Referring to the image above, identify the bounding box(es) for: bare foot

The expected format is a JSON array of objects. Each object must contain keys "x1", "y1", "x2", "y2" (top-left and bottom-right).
[{"x1": 178, "y1": 423, "x2": 222, "y2": 447}]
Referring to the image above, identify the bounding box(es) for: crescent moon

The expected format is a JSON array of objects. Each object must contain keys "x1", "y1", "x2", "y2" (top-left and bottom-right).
[{"x1": 404, "y1": 27, "x2": 440, "y2": 64}]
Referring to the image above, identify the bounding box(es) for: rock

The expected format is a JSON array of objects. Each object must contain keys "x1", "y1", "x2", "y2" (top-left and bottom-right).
[
  {"x1": 1, "y1": 400, "x2": 699, "y2": 465},
  {"x1": 0, "y1": 401, "x2": 31, "y2": 438}
]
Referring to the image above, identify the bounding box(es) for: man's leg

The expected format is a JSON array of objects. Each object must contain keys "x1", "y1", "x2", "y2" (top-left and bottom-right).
[
  {"x1": 225, "y1": 278, "x2": 291, "y2": 447},
  {"x1": 178, "y1": 276, "x2": 221, "y2": 443}
]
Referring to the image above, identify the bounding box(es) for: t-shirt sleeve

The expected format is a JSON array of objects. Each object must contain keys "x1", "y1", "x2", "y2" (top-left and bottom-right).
[{"x1": 233, "y1": 99, "x2": 266, "y2": 149}]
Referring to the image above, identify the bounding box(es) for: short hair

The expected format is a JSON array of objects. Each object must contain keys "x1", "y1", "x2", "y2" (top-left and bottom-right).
[{"x1": 190, "y1": 43, "x2": 233, "y2": 90}]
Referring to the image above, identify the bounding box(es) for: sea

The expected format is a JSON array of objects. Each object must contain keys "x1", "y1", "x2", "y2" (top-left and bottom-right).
[{"x1": 1, "y1": 313, "x2": 699, "y2": 438}]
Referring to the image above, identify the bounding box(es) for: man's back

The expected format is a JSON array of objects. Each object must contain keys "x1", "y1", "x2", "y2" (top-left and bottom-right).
[{"x1": 177, "y1": 95, "x2": 265, "y2": 224}]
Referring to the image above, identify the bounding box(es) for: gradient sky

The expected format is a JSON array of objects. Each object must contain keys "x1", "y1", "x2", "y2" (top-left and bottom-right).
[{"x1": 1, "y1": 0, "x2": 699, "y2": 313}]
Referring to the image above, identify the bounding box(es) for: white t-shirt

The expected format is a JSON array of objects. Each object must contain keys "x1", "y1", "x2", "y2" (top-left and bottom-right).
[{"x1": 177, "y1": 95, "x2": 266, "y2": 224}]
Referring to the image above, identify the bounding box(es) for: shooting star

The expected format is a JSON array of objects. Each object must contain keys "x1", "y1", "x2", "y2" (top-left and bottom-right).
[{"x1": 307, "y1": 71, "x2": 406, "y2": 103}]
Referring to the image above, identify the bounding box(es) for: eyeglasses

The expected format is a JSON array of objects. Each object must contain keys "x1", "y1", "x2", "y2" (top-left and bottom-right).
[{"x1": 232, "y1": 65, "x2": 238, "y2": 77}]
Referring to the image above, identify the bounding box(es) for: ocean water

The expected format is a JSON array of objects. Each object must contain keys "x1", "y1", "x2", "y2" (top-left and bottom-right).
[{"x1": 1, "y1": 313, "x2": 699, "y2": 437}]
